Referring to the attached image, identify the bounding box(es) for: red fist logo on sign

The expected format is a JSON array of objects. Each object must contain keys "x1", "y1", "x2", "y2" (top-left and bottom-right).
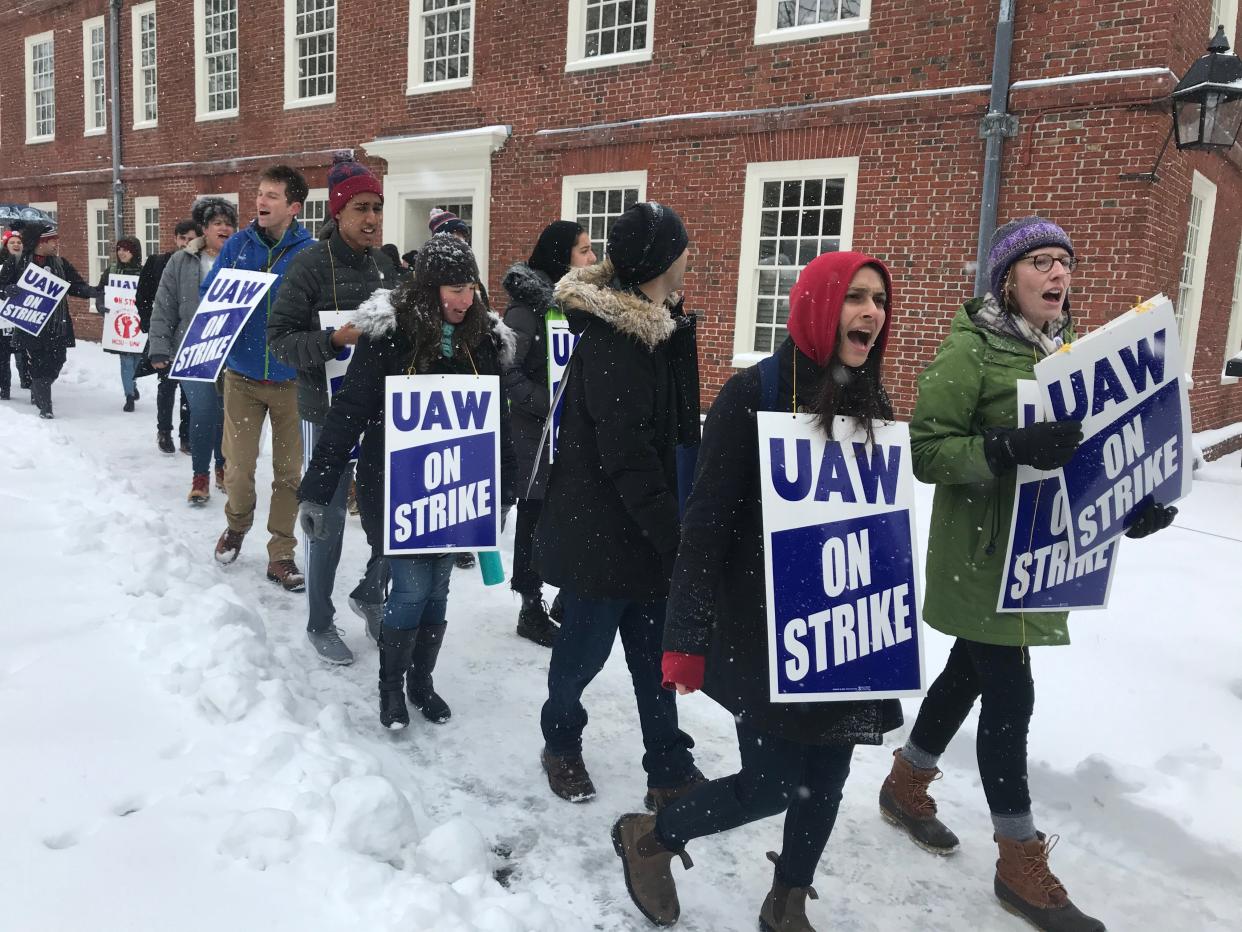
[{"x1": 113, "y1": 312, "x2": 141, "y2": 340}]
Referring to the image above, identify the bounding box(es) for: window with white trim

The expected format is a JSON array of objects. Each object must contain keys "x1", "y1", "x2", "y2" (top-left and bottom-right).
[
  {"x1": 87, "y1": 199, "x2": 114, "y2": 279},
  {"x1": 301, "y1": 189, "x2": 330, "y2": 239},
  {"x1": 25, "y1": 32, "x2": 56, "y2": 143},
  {"x1": 560, "y1": 171, "x2": 646, "y2": 260},
  {"x1": 134, "y1": 196, "x2": 160, "y2": 261},
  {"x1": 1175, "y1": 171, "x2": 1217, "y2": 370},
  {"x1": 285, "y1": 0, "x2": 336, "y2": 107},
  {"x1": 566, "y1": 0, "x2": 654, "y2": 71},
  {"x1": 83, "y1": 18, "x2": 107, "y2": 136},
  {"x1": 195, "y1": 0, "x2": 239, "y2": 120},
  {"x1": 732, "y1": 158, "x2": 858, "y2": 364},
  {"x1": 407, "y1": 0, "x2": 474, "y2": 94},
  {"x1": 1222, "y1": 236, "x2": 1242, "y2": 382},
  {"x1": 132, "y1": 3, "x2": 158, "y2": 128},
  {"x1": 28, "y1": 202, "x2": 59, "y2": 225},
  {"x1": 1210, "y1": 0, "x2": 1238, "y2": 45},
  {"x1": 755, "y1": 0, "x2": 870, "y2": 45}
]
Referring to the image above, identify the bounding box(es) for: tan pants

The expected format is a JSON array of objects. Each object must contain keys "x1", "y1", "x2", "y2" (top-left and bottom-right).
[{"x1": 222, "y1": 369, "x2": 303, "y2": 562}]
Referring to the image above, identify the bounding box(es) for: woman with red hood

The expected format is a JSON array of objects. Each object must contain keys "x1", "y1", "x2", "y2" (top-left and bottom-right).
[{"x1": 611, "y1": 251, "x2": 901, "y2": 932}]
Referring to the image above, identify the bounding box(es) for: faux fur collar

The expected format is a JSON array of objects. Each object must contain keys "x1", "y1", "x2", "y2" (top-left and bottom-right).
[
  {"x1": 502, "y1": 262, "x2": 555, "y2": 314},
  {"x1": 351, "y1": 287, "x2": 517, "y2": 368},
  {"x1": 553, "y1": 258, "x2": 676, "y2": 349}
]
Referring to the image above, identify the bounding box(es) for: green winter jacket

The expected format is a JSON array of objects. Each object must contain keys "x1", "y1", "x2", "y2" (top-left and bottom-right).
[{"x1": 911, "y1": 297, "x2": 1074, "y2": 647}]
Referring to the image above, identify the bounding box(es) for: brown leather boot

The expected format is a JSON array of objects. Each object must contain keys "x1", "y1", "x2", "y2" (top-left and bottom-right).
[
  {"x1": 611, "y1": 813, "x2": 692, "y2": 927},
  {"x1": 994, "y1": 833, "x2": 1106, "y2": 931},
  {"x1": 759, "y1": 851, "x2": 819, "y2": 932},
  {"x1": 644, "y1": 766, "x2": 708, "y2": 812},
  {"x1": 540, "y1": 748, "x2": 596, "y2": 802},
  {"x1": 879, "y1": 749, "x2": 960, "y2": 854}
]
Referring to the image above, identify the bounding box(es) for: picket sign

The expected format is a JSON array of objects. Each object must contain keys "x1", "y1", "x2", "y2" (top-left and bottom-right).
[
  {"x1": 320, "y1": 310, "x2": 360, "y2": 462},
  {"x1": 0, "y1": 263, "x2": 71, "y2": 338},
  {"x1": 383, "y1": 373, "x2": 501, "y2": 556},
  {"x1": 1035, "y1": 295, "x2": 1192, "y2": 559},
  {"x1": 545, "y1": 309, "x2": 580, "y2": 464},
  {"x1": 169, "y1": 269, "x2": 277, "y2": 382},
  {"x1": 757, "y1": 412, "x2": 925, "y2": 703},
  {"x1": 997, "y1": 381, "x2": 1119, "y2": 613},
  {"x1": 102, "y1": 273, "x2": 145, "y2": 353}
]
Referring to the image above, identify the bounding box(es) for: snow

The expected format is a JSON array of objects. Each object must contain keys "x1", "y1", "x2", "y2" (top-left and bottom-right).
[
  {"x1": 3, "y1": 346, "x2": 1241, "y2": 931},
  {"x1": 1194, "y1": 419, "x2": 1242, "y2": 452}
]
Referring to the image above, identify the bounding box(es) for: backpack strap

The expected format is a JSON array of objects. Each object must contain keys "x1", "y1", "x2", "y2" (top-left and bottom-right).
[{"x1": 757, "y1": 352, "x2": 781, "y2": 412}]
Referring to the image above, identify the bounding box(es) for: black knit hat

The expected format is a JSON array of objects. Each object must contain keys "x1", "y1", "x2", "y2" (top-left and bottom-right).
[
  {"x1": 191, "y1": 196, "x2": 238, "y2": 230},
  {"x1": 415, "y1": 234, "x2": 479, "y2": 287},
  {"x1": 528, "y1": 220, "x2": 584, "y2": 282},
  {"x1": 606, "y1": 202, "x2": 688, "y2": 288}
]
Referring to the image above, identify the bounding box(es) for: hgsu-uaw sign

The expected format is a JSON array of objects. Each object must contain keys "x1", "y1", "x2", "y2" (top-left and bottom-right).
[
  {"x1": 384, "y1": 374, "x2": 501, "y2": 555},
  {"x1": 997, "y1": 381, "x2": 1119, "y2": 613},
  {"x1": 545, "y1": 310, "x2": 579, "y2": 464},
  {"x1": 0, "y1": 263, "x2": 70, "y2": 337},
  {"x1": 758, "y1": 413, "x2": 925, "y2": 702},
  {"x1": 103, "y1": 273, "x2": 145, "y2": 353},
  {"x1": 1035, "y1": 296, "x2": 1191, "y2": 558},
  {"x1": 170, "y1": 269, "x2": 277, "y2": 382}
]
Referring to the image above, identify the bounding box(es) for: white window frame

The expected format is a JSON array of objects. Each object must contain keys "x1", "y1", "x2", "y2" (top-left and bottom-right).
[
  {"x1": 560, "y1": 170, "x2": 648, "y2": 257},
  {"x1": 300, "y1": 187, "x2": 331, "y2": 239},
  {"x1": 28, "y1": 201, "x2": 59, "y2": 225},
  {"x1": 86, "y1": 198, "x2": 113, "y2": 279},
  {"x1": 134, "y1": 196, "x2": 161, "y2": 261},
  {"x1": 1175, "y1": 170, "x2": 1217, "y2": 372},
  {"x1": 194, "y1": 0, "x2": 240, "y2": 122},
  {"x1": 1210, "y1": 0, "x2": 1238, "y2": 46},
  {"x1": 565, "y1": 0, "x2": 655, "y2": 73},
  {"x1": 1222, "y1": 236, "x2": 1242, "y2": 384},
  {"x1": 131, "y1": 3, "x2": 158, "y2": 129},
  {"x1": 406, "y1": 0, "x2": 475, "y2": 95},
  {"x1": 284, "y1": 0, "x2": 336, "y2": 109},
  {"x1": 754, "y1": 0, "x2": 871, "y2": 46},
  {"x1": 82, "y1": 17, "x2": 107, "y2": 137},
  {"x1": 25, "y1": 31, "x2": 56, "y2": 144},
  {"x1": 731, "y1": 157, "x2": 859, "y2": 367}
]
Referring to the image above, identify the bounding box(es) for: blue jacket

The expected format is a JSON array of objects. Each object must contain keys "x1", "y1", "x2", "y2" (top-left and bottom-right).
[{"x1": 201, "y1": 219, "x2": 314, "y2": 382}]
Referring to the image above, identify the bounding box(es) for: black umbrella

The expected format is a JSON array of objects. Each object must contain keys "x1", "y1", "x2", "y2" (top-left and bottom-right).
[{"x1": 0, "y1": 204, "x2": 55, "y2": 226}]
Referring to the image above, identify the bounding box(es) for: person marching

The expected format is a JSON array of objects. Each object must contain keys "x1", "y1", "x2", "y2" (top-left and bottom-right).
[
  {"x1": 0, "y1": 229, "x2": 33, "y2": 400},
  {"x1": 612, "y1": 251, "x2": 902, "y2": 931},
  {"x1": 878, "y1": 217, "x2": 1174, "y2": 932},
  {"x1": 94, "y1": 235, "x2": 145, "y2": 412},
  {"x1": 297, "y1": 236, "x2": 517, "y2": 728},
  {"x1": 500, "y1": 220, "x2": 597, "y2": 647}
]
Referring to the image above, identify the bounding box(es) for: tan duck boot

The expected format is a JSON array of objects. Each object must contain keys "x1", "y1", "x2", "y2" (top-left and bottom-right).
[
  {"x1": 759, "y1": 851, "x2": 819, "y2": 932},
  {"x1": 611, "y1": 813, "x2": 692, "y2": 927},
  {"x1": 994, "y1": 833, "x2": 1106, "y2": 931},
  {"x1": 879, "y1": 749, "x2": 960, "y2": 854}
]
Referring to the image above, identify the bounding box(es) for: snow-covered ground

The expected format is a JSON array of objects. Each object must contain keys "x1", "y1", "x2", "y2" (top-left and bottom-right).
[{"x1": 3, "y1": 345, "x2": 1240, "y2": 932}]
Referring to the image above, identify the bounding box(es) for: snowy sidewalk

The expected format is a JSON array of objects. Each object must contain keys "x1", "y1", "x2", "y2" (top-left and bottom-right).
[{"x1": 2, "y1": 345, "x2": 1240, "y2": 932}]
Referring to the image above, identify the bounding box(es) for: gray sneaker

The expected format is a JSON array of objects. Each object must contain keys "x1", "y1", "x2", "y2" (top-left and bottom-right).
[
  {"x1": 308, "y1": 626, "x2": 354, "y2": 665},
  {"x1": 349, "y1": 597, "x2": 384, "y2": 643}
]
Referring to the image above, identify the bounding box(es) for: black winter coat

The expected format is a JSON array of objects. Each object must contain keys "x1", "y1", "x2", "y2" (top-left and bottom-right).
[
  {"x1": 267, "y1": 230, "x2": 398, "y2": 425},
  {"x1": 135, "y1": 251, "x2": 172, "y2": 332},
  {"x1": 663, "y1": 337, "x2": 903, "y2": 745},
  {"x1": 533, "y1": 259, "x2": 701, "y2": 601},
  {"x1": 298, "y1": 294, "x2": 518, "y2": 555},
  {"x1": 499, "y1": 262, "x2": 557, "y2": 499},
  {"x1": 2, "y1": 254, "x2": 92, "y2": 374}
]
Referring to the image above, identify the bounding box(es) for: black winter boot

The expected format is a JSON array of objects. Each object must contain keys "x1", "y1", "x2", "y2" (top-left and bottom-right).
[
  {"x1": 406, "y1": 622, "x2": 451, "y2": 723},
  {"x1": 31, "y1": 378, "x2": 53, "y2": 418},
  {"x1": 157, "y1": 430, "x2": 176, "y2": 454},
  {"x1": 123, "y1": 394, "x2": 136, "y2": 412},
  {"x1": 378, "y1": 625, "x2": 418, "y2": 729},
  {"x1": 515, "y1": 591, "x2": 558, "y2": 647}
]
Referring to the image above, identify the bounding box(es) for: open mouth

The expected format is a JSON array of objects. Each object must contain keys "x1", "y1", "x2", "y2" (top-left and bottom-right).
[
  {"x1": 1042, "y1": 289, "x2": 1064, "y2": 304},
  {"x1": 846, "y1": 328, "x2": 874, "y2": 349},
  {"x1": 360, "y1": 226, "x2": 377, "y2": 236}
]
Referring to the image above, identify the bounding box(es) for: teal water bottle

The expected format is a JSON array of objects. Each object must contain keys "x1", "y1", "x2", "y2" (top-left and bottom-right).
[{"x1": 477, "y1": 550, "x2": 505, "y2": 586}]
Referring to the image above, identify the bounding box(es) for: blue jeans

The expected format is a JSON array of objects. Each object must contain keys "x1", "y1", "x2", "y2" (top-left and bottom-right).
[
  {"x1": 302, "y1": 420, "x2": 388, "y2": 633},
  {"x1": 383, "y1": 554, "x2": 454, "y2": 631},
  {"x1": 656, "y1": 723, "x2": 854, "y2": 888},
  {"x1": 179, "y1": 379, "x2": 224, "y2": 476},
  {"x1": 119, "y1": 353, "x2": 140, "y2": 397},
  {"x1": 540, "y1": 591, "x2": 696, "y2": 788}
]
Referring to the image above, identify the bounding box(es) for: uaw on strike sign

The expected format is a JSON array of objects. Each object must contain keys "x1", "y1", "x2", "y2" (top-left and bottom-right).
[
  {"x1": 758, "y1": 413, "x2": 925, "y2": 702},
  {"x1": 103, "y1": 273, "x2": 145, "y2": 353},
  {"x1": 170, "y1": 269, "x2": 277, "y2": 382},
  {"x1": 384, "y1": 374, "x2": 501, "y2": 555},
  {"x1": 0, "y1": 263, "x2": 71, "y2": 337},
  {"x1": 545, "y1": 310, "x2": 580, "y2": 464}
]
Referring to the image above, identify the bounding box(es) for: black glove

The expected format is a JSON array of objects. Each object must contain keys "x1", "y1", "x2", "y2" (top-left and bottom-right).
[
  {"x1": 1125, "y1": 498, "x2": 1177, "y2": 539},
  {"x1": 148, "y1": 354, "x2": 170, "y2": 366},
  {"x1": 298, "y1": 501, "x2": 331, "y2": 541},
  {"x1": 984, "y1": 420, "x2": 1083, "y2": 473},
  {"x1": 0, "y1": 284, "x2": 20, "y2": 300}
]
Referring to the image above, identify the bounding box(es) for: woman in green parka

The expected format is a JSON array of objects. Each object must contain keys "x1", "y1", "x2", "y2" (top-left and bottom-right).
[{"x1": 877, "y1": 218, "x2": 1175, "y2": 932}]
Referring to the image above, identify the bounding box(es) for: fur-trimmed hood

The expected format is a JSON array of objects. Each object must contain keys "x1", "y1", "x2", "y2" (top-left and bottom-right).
[
  {"x1": 502, "y1": 262, "x2": 556, "y2": 314},
  {"x1": 351, "y1": 287, "x2": 516, "y2": 367},
  {"x1": 553, "y1": 258, "x2": 676, "y2": 349}
]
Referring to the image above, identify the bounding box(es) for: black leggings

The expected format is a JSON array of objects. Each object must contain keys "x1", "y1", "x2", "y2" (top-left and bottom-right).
[
  {"x1": 909, "y1": 638, "x2": 1034, "y2": 816},
  {"x1": 511, "y1": 498, "x2": 542, "y2": 596}
]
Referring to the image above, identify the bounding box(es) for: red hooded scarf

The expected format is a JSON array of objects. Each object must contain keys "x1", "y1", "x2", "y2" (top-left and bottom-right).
[{"x1": 786, "y1": 250, "x2": 893, "y2": 367}]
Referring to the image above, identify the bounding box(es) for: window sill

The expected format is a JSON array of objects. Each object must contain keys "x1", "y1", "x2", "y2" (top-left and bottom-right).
[
  {"x1": 132, "y1": 120, "x2": 158, "y2": 131},
  {"x1": 25, "y1": 135, "x2": 56, "y2": 145},
  {"x1": 195, "y1": 108, "x2": 239, "y2": 123},
  {"x1": 731, "y1": 351, "x2": 770, "y2": 368},
  {"x1": 754, "y1": 17, "x2": 869, "y2": 46},
  {"x1": 284, "y1": 93, "x2": 336, "y2": 111},
  {"x1": 84, "y1": 127, "x2": 107, "y2": 137},
  {"x1": 406, "y1": 76, "x2": 472, "y2": 96},
  {"x1": 566, "y1": 48, "x2": 652, "y2": 73}
]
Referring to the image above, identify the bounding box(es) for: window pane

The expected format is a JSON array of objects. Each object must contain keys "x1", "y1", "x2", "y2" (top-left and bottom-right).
[{"x1": 420, "y1": 0, "x2": 471, "y2": 83}]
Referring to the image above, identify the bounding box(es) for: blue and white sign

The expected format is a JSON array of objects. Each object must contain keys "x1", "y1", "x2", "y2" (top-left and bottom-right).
[
  {"x1": 998, "y1": 381, "x2": 1119, "y2": 613},
  {"x1": 321, "y1": 311, "x2": 360, "y2": 461},
  {"x1": 384, "y1": 374, "x2": 501, "y2": 556},
  {"x1": 169, "y1": 269, "x2": 277, "y2": 382},
  {"x1": 546, "y1": 310, "x2": 579, "y2": 464},
  {"x1": 758, "y1": 413, "x2": 925, "y2": 703},
  {"x1": 0, "y1": 263, "x2": 70, "y2": 337},
  {"x1": 1036, "y1": 296, "x2": 1191, "y2": 558}
]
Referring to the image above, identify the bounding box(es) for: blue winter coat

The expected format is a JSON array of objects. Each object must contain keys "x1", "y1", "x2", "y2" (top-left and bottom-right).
[{"x1": 200, "y1": 219, "x2": 314, "y2": 382}]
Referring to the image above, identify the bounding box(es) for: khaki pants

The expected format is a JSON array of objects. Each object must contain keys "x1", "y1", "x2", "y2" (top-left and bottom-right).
[{"x1": 222, "y1": 369, "x2": 303, "y2": 562}]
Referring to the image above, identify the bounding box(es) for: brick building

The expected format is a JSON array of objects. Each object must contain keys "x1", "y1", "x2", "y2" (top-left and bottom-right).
[{"x1": 2, "y1": 0, "x2": 1240, "y2": 447}]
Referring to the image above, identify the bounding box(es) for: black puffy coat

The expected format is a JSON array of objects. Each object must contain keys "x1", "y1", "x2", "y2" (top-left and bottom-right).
[
  {"x1": 663, "y1": 337, "x2": 903, "y2": 745},
  {"x1": 532, "y1": 259, "x2": 700, "y2": 601},
  {"x1": 2, "y1": 253, "x2": 93, "y2": 378},
  {"x1": 298, "y1": 291, "x2": 518, "y2": 555},
  {"x1": 499, "y1": 262, "x2": 557, "y2": 499}
]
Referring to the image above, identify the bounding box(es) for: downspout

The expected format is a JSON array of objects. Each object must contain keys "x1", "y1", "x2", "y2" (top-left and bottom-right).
[
  {"x1": 109, "y1": 0, "x2": 124, "y2": 240},
  {"x1": 973, "y1": 0, "x2": 1020, "y2": 296}
]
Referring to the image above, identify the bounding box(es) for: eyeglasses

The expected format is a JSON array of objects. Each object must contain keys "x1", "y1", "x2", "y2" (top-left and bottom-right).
[{"x1": 1022, "y1": 254, "x2": 1078, "y2": 273}]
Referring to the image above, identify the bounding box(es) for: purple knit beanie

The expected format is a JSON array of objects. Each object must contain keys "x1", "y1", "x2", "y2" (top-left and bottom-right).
[{"x1": 988, "y1": 216, "x2": 1074, "y2": 299}]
